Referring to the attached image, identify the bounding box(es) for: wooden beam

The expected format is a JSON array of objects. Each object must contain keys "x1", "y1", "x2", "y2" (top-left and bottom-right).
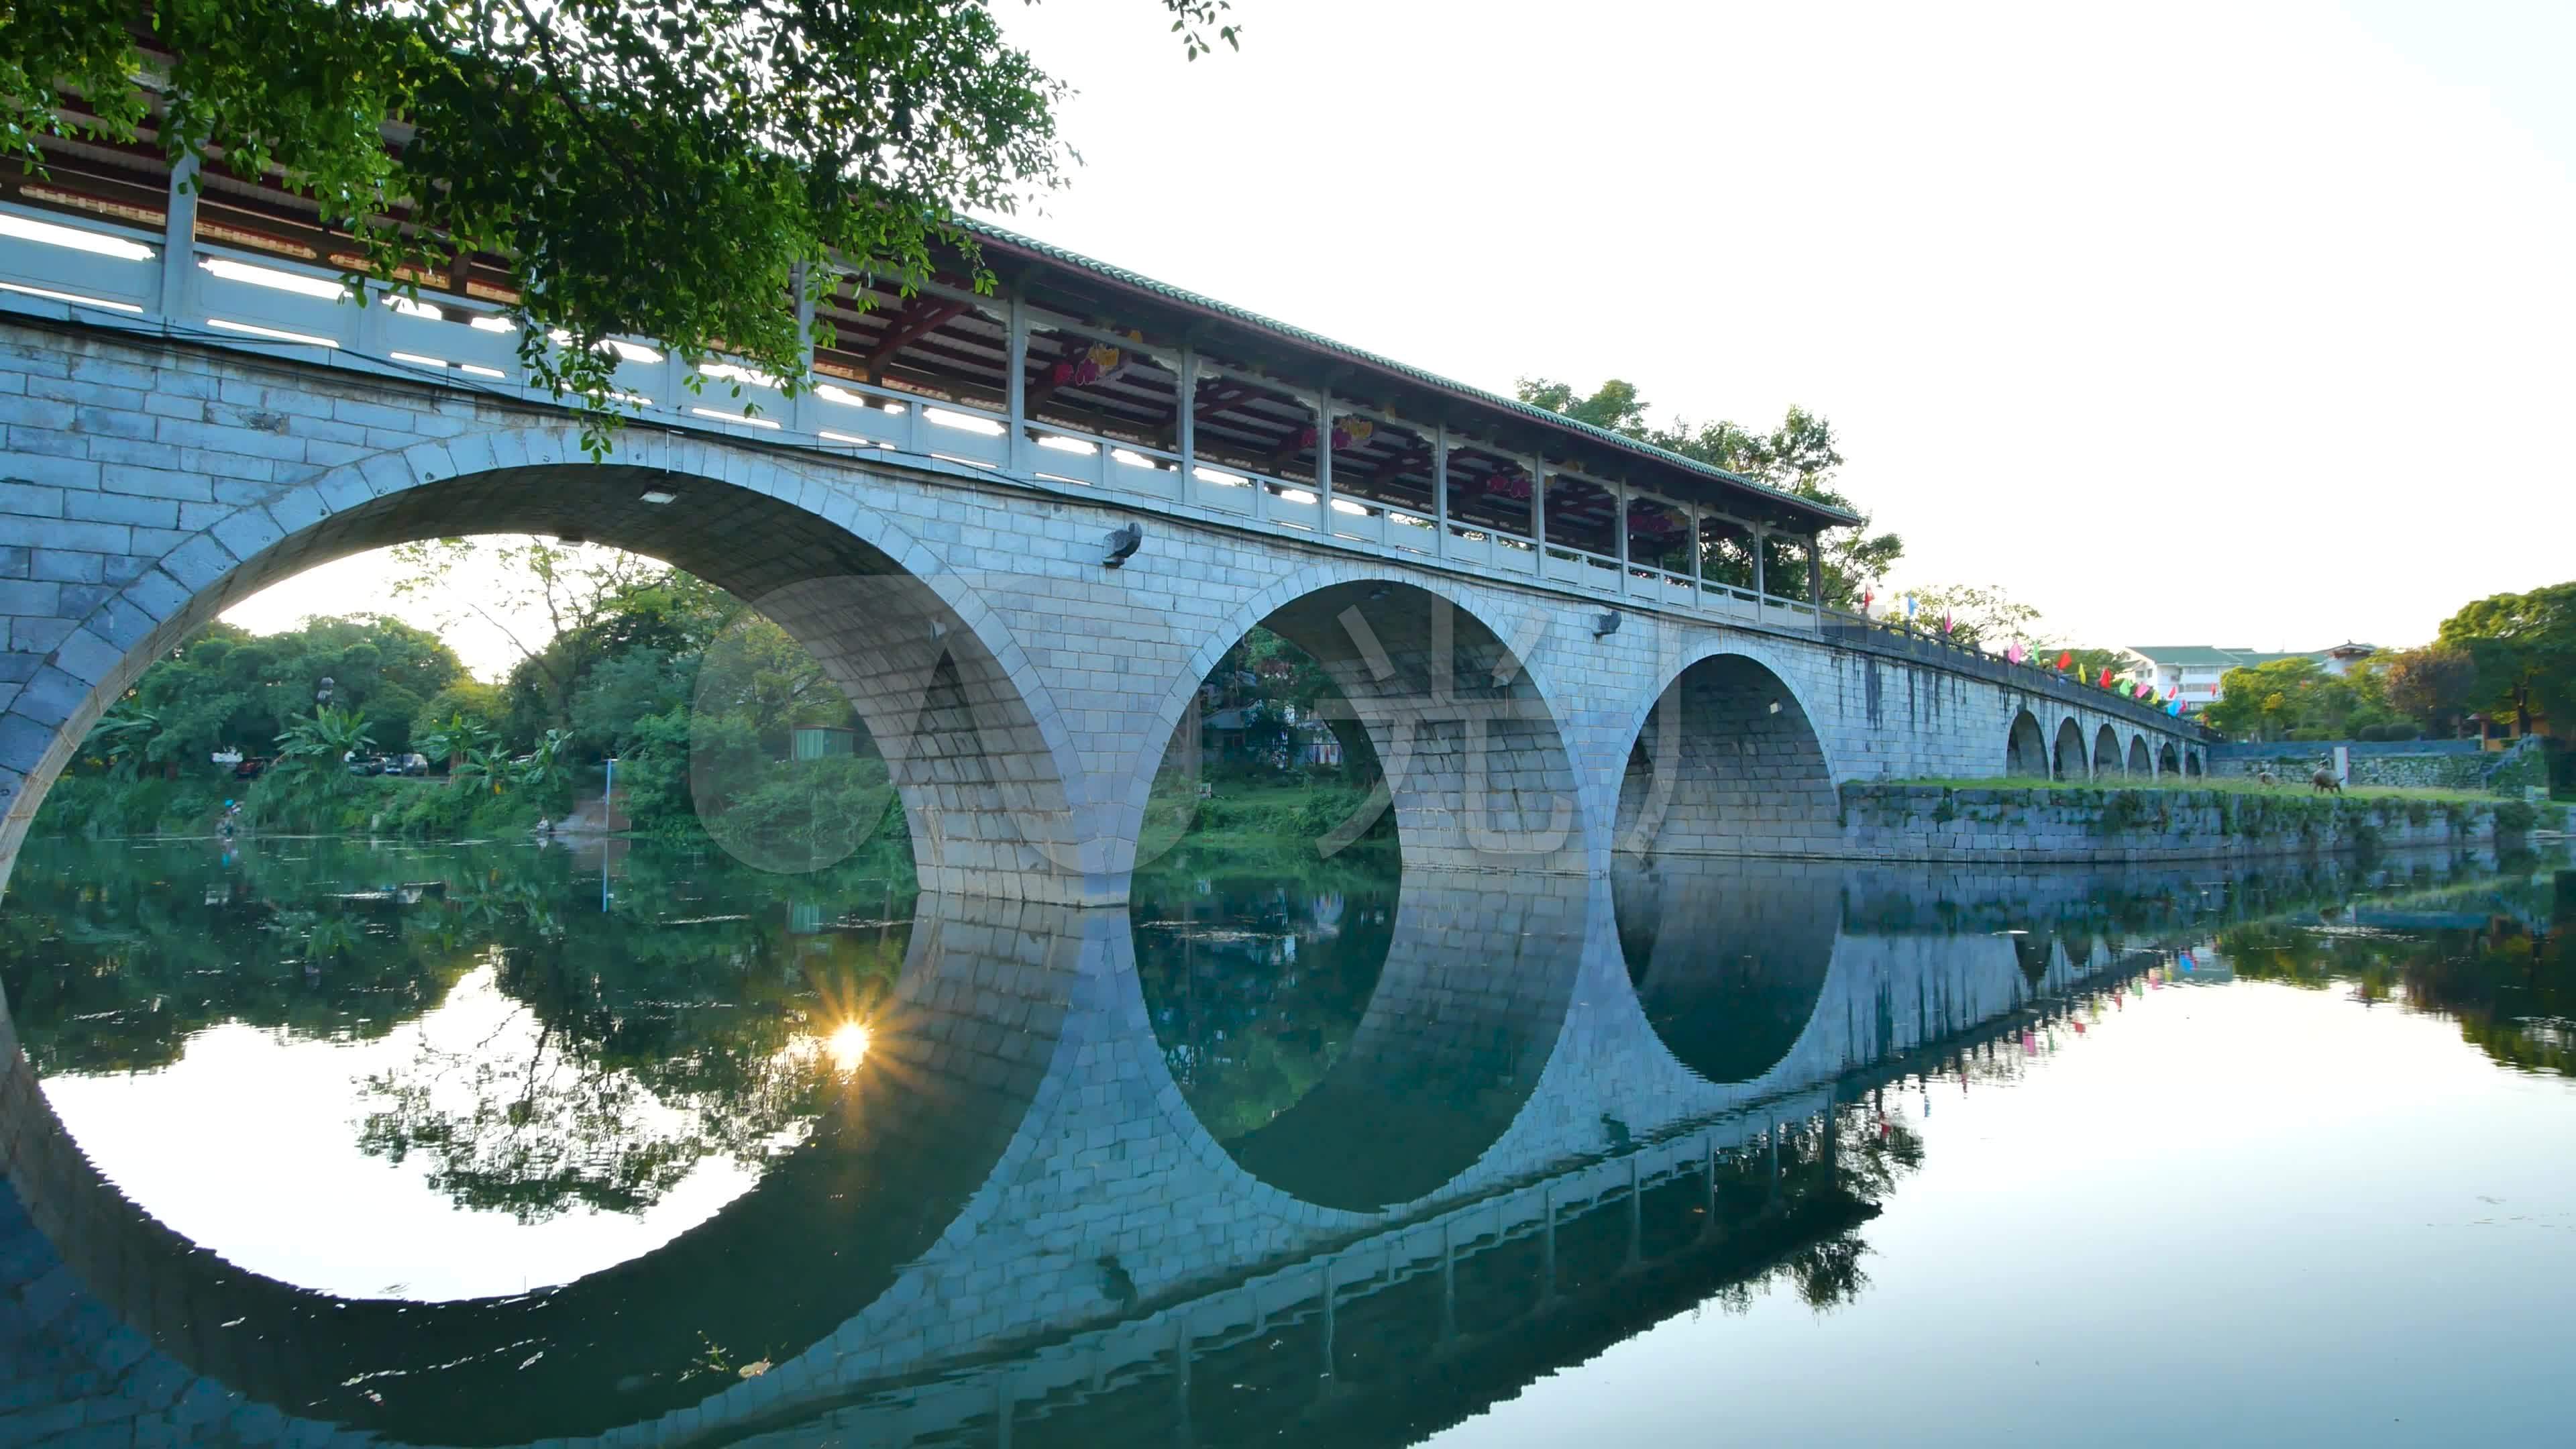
[{"x1": 861, "y1": 298, "x2": 968, "y2": 374}]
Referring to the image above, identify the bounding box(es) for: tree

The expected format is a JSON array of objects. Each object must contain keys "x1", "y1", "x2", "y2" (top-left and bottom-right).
[
  {"x1": 2198, "y1": 657, "x2": 2404, "y2": 743},
  {"x1": 1885, "y1": 584, "x2": 2045, "y2": 649},
  {"x1": 5, "y1": 1, "x2": 1238, "y2": 441},
  {"x1": 2381, "y1": 645, "x2": 2478, "y2": 738},
  {"x1": 392, "y1": 537, "x2": 665, "y2": 732},
  {"x1": 1516, "y1": 382, "x2": 1902, "y2": 608},
  {"x1": 2434, "y1": 583, "x2": 2575, "y2": 737}
]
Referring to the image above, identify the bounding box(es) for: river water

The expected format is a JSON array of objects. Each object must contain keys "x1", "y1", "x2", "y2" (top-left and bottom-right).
[{"x1": 1, "y1": 835, "x2": 2569, "y2": 1446}]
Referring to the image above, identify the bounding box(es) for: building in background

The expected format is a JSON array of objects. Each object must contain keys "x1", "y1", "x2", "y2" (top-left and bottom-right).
[{"x1": 2118, "y1": 643, "x2": 2381, "y2": 708}]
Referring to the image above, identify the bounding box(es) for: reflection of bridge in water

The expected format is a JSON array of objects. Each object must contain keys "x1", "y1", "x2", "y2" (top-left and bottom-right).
[{"x1": 0, "y1": 849, "x2": 2509, "y2": 1446}]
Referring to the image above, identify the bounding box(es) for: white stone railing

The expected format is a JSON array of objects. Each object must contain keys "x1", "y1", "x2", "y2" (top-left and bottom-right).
[
  {"x1": 0, "y1": 197, "x2": 1846, "y2": 621},
  {"x1": 0, "y1": 194, "x2": 2216, "y2": 740}
]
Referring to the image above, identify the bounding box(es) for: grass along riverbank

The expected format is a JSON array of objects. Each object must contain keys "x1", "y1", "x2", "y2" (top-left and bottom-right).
[{"x1": 1887, "y1": 775, "x2": 2508, "y2": 805}]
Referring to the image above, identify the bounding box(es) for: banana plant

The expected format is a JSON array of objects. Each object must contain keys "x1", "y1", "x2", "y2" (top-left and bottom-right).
[
  {"x1": 457, "y1": 743, "x2": 513, "y2": 796},
  {"x1": 517, "y1": 729, "x2": 573, "y2": 797},
  {"x1": 274, "y1": 704, "x2": 374, "y2": 774},
  {"x1": 417, "y1": 712, "x2": 499, "y2": 780},
  {"x1": 85, "y1": 705, "x2": 161, "y2": 780}
]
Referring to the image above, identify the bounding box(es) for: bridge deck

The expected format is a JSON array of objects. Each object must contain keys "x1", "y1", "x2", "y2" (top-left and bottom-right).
[{"x1": 0, "y1": 188, "x2": 2199, "y2": 742}]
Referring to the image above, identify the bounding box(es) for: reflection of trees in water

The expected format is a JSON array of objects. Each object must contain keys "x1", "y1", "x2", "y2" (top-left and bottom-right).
[
  {"x1": 1130, "y1": 869, "x2": 1398, "y2": 1142},
  {"x1": 1699, "y1": 1102, "x2": 1924, "y2": 1316},
  {"x1": 2216, "y1": 870, "x2": 2574, "y2": 1075},
  {"x1": 3, "y1": 836, "x2": 913, "y2": 1220}
]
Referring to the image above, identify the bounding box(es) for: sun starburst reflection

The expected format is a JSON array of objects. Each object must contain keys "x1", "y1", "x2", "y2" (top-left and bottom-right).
[{"x1": 824, "y1": 1020, "x2": 873, "y2": 1075}]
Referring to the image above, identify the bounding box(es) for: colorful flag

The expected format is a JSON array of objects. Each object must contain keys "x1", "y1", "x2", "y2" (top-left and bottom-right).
[
  {"x1": 2098, "y1": 666, "x2": 2113, "y2": 688},
  {"x1": 1941, "y1": 612, "x2": 1953, "y2": 634},
  {"x1": 2056, "y1": 650, "x2": 2072, "y2": 671},
  {"x1": 2006, "y1": 641, "x2": 2027, "y2": 665}
]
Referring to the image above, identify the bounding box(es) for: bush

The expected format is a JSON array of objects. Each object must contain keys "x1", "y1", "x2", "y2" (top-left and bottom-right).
[{"x1": 2357, "y1": 722, "x2": 2422, "y2": 743}]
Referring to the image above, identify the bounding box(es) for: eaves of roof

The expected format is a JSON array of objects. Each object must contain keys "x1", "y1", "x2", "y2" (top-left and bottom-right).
[{"x1": 963, "y1": 221, "x2": 1866, "y2": 532}]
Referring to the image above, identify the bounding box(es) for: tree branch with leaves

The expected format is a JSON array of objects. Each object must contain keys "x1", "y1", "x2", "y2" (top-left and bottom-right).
[{"x1": 3, "y1": 0, "x2": 1238, "y2": 445}]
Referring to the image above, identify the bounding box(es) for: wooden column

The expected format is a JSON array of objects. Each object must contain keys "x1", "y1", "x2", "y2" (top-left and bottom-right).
[
  {"x1": 1529, "y1": 460, "x2": 1548, "y2": 572},
  {"x1": 1613, "y1": 480, "x2": 1631, "y2": 596},
  {"x1": 1005, "y1": 284, "x2": 1029, "y2": 471},
  {"x1": 160, "y1": 152, "x2": 199, "y2": 323},
  {"x1": 1751, "y1": 525, "x2": 1767, "y2": 600},
  {"x1": 788, "y1": 262, "x2": 816, "y2": 434},
  {"x1": 1314, "y1": 398, "x2": 1334, "y2": 531},
  {"x1": 1432, "y1": 424, "x2": 1450, "y2": 560},
  {"x1": 1177, "y1": 345, "x2": 1197, "y2": 485},
  {"x1": 1688, "y1": 506, "x2": 1704, "y2": 606}
]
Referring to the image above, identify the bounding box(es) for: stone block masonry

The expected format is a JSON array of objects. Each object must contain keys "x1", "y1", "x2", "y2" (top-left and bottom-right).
[
  {"x1": 0, "y1": 317, "x2": 2205, "y2": 902},
  {"x1": 1833, "y1": 784, "x2": 2516, "y2": 864}
]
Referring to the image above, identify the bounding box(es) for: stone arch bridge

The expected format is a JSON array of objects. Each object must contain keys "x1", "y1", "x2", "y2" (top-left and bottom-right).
[{"x1": 0, "y1": 190, "x2": 2208, "y2": 903}]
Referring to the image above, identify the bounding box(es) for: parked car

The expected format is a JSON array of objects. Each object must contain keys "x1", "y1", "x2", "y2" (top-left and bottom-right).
[
  {"x1": 387, "y1": 753, "x2": 432, "y2": 776},
  {"x1": 345, "y1": 754, "x2": 385, "y2": 776}
]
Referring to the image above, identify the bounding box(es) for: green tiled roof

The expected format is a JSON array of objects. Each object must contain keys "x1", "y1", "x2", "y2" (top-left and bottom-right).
[
  {"x1": 965, "y1": 221, "x2": 1864, "y2": 531},
  {"x1": 2126, "y1": 645, "x2": 2321, "y2": 669}
]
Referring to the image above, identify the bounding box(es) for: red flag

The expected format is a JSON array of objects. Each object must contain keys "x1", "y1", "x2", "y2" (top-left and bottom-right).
[
  {"x1": 2056, "y1": 651, "x2": 2072, "y2": 671},
  {"x1": 2098, "y1": 666, "x2": 2112, "y2": 688}
]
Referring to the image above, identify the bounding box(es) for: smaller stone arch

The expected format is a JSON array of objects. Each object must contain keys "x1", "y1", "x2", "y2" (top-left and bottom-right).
[
  {"x1": 2005, "y1": 710, "x2": 2049, "y2": 777},
  {"x1": 2158, "y1": 741, "x2": 2182, "y2": 776},
  {"x1": 2184, "y1": 747, "x2": 2204, "y2": 777},
  {"x1": 2051, "y1": 718, "x2": 2088, "y2": 782},
  {"x1": 2127, "y1": 735, "x2": 2151, "y2": 775},
  {"x1": 2093, "y1": 723, "x2": 2122, "y2": 778}
]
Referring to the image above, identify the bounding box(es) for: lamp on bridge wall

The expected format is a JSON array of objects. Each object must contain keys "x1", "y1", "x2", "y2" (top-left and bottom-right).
[{"x1": 1102, "y1": 522, "x2": 1143, "y2": 569}]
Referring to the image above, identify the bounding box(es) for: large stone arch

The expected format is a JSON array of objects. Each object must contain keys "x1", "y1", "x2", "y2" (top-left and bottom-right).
[
  {"x1": 1130, "y1": 567, "x2": 1587, "y2": 874},
  {"x1": 1611, "y1": 647, "x2": 1841, "y2": 859},
  {"x1": 0, "y1": 889, "x2": 1089, "y2": 1445},
  {"x1": 2051, "y1": 717, "x2": 2088, "y2": 781},
  {"x1": 2185, "y1": 747, "x2": 2204, "y2": 777},
  {"x1": 2094, "y1": 723, "x2": 2123, "y2": 778},
  {"x1": 2005, "y1": 708, "x2": 2049, "y2": 777},
  {"x1": 2159, "y1": 740, "x2": 2182, "y2": 777},
  {"x1": 0, "y1": 426, "x2": 1097, "y2": 904},
  {"x1": 2128, "y1": 734, "x2": 2152, "y2": 776}
]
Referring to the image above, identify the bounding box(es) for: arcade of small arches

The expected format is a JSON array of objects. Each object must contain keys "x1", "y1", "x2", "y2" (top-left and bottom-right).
[{"x1": 2005, "y1": 708, "x2": 2203, "y2": 782}]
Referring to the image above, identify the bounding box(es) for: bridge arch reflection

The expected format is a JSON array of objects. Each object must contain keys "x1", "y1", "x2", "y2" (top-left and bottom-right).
[
  {"x1": 0, "y1": 889, "x2": 1090, "y2": 1444},
  {"x1": 1611, "y1": 856, "x2": 1840, "y2": 1085},
  {"x1": 1132, "y1": 870, "x2": 1587, "y2": 1213}
]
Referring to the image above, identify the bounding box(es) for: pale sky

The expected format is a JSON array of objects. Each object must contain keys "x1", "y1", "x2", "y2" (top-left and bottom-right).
[{"x1": 232, "y1": 0, "x2": 2576, "y2": 667}]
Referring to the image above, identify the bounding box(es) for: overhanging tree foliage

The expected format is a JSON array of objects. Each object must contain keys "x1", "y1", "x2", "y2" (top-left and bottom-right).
[
  {"x1": 2435, "y1": 582, "x2": 2574, "y2": 736},
  {"x1": 1516, "y1": 380, "x2": 1902, "y2": 607},
  {"x1": 3, "y1": 0, "x2": 1236, "y2": 434}
]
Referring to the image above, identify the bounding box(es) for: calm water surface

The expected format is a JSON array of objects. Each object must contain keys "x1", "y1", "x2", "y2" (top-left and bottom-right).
[{"x1": 1, "y1": 835, "x2": 2569, "y2": 1446}]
